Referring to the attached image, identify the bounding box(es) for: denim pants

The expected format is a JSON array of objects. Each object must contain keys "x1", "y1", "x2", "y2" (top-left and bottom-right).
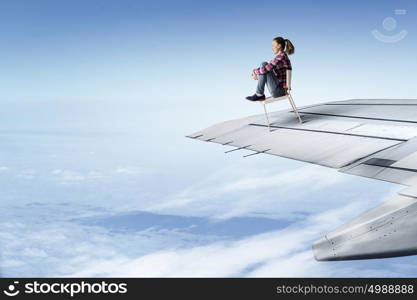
[{"x1": 256, "y1": 62, "x2": 285, "y2": 98}]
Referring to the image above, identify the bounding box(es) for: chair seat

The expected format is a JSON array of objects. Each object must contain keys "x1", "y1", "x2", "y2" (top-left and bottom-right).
[
  {"x1": 262, "y1": 94, "x2": 289, "y2": 104},
  {"x1": 259, "y1": 69, "x2": 302, "y2": 127}
]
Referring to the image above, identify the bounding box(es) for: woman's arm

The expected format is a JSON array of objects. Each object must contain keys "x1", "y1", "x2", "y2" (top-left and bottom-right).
[{"x1": 252, "y1": 53, "x2": 285, "y2": 75}]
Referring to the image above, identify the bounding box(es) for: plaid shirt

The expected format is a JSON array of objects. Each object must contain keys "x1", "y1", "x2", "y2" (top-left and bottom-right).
[{"x1": 253, "y1": 53, "x2": 292, "y2": 88}]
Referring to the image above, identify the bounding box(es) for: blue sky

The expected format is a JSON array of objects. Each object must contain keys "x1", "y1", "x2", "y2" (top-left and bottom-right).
[{"x1": 2, "y1": 0, "x2": 417, "y2": 277}]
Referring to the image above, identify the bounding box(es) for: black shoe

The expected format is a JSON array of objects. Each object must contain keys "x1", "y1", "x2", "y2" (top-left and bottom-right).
[{"x1": 245, "y1": 94, "x2": 265, "y2": 101}]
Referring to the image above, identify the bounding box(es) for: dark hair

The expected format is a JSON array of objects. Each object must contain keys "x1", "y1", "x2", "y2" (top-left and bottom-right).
[{"x1": 273, "y1": 37, "x2": 295, "y2": 55}]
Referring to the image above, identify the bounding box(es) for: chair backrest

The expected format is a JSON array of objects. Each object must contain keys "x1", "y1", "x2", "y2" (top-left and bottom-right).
[{"x1": 286, "y1": 69, "x2": 292, "y2": 90}]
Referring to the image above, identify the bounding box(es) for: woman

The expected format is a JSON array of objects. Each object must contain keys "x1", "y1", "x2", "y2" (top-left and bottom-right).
[{"x1": 246, "y1": 37, "x2": 295, "y2": 101}]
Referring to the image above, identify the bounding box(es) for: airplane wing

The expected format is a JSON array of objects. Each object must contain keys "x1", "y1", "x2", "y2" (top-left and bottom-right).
[{"x1": 187, "y1": 99, "x2": 417, "y2": 261}]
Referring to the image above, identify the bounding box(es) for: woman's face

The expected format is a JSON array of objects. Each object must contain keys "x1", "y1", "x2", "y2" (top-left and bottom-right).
[{"x1": 272, "y1": 40, "x2": 281, "y2": 54}]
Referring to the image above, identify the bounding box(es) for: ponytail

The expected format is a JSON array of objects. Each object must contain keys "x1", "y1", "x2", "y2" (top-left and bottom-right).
[
  {"x1": 273, "y1": 37, "x2": 295, "y2": 55},
  {"x1": 285, "y1": 39, "x2": 295, "y2": 55}
]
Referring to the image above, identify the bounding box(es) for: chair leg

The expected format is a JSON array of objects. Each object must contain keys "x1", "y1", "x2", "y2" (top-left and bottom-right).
[
  {"x1": 287, "y1": 94, "x2": 303, "y2": 124},
  {"x1": 262, "y1": 102, "x2": 271, "y2": 131}
]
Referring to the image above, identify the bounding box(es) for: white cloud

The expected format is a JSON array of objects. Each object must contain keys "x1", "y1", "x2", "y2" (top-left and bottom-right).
[
  {"x1": 21, "y1": 248, "x2": 48, "y2": 258},
  {"x1": 248, "y1": 251, "x2": 329, "y2": 277},
  {"x1": 86, "y1": 171, "x2": 106, "y2": 180},
  {"x1": 15, "y1": 169, "x2": 36, "y2": 179},
  {"x1": 114, "y1": 166, "x2": 142, "y2": 176},
  {"x1": 0, "y1": 203, "x2": 221, "y2": 276},
  {"x1": 217, "y1": 165, "x2": 343, "y2": 194},
  {"x1": 70, "y1": 200, "x2": 406, "y2": 278},
  {"x1": 48, "y1": 167, "x2": 142, "y2": 184},
  {"x1": 0, "y1": 166, "x2": 9, "y2": 173},
  {"x1": 0, "y1": 133, "x2": 410, "y2": 278},
  {"x1": 51, "y1": 169, "x2": 85, "y2": 183},
  {"x1": 0, "y1": 172, "x2": 413, "y2": 278},
  {"x1": 147, "y1": 163, "x2": 351, "y2": 220}
]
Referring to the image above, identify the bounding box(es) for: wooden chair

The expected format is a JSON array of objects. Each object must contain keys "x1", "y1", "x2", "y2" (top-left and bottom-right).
[{"x1": 261, "y1": 70, "x2": 302, "y2": 130}]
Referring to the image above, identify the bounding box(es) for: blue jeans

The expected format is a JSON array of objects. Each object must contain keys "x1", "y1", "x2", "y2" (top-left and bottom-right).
[{"x1": 256, "y1": 62, "x2": 285, "y2": 98}]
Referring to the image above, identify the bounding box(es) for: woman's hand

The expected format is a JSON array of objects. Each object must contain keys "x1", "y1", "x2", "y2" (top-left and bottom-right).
[{"x1": 251, "y1": 73, "x2": 258, "y2": 80}]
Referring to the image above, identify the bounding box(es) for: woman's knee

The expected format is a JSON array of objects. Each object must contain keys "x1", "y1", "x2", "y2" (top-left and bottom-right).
[{"x1": 260, "y1": 61, "x2": 268, "y2": 67}]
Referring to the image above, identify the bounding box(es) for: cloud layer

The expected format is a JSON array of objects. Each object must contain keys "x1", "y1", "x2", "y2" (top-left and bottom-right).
[{"x1": 1, "y1": 130, "x2": 416, "y2": 278}]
